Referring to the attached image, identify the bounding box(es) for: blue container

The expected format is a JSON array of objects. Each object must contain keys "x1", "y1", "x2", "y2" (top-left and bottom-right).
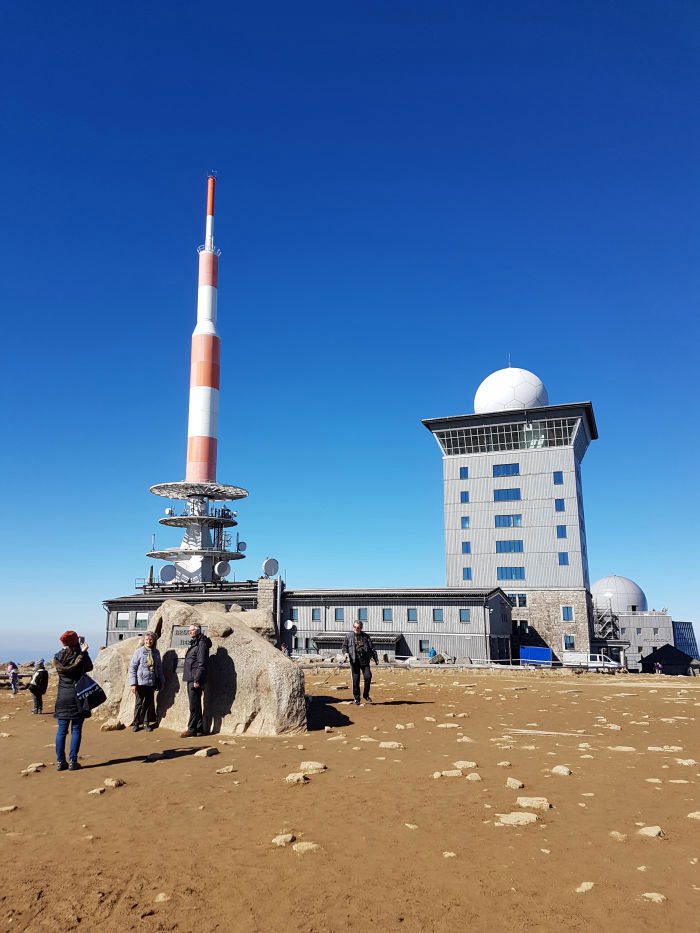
[{"x1": 519, "y1": 646, "x2": 552, "y2": 667}]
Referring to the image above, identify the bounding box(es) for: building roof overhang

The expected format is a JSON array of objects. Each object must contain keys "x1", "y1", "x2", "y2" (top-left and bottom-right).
[{"x1": 422, "y1": 401, "x2": 598, "y2": 441}]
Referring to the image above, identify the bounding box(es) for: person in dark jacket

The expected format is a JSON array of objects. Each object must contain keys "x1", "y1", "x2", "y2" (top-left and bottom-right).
[
  {"x1": 342, "y1": 620, "x2": 378, "y2": 705},
  {"x1": 129, "y1": 632, "x2": 164, "y2": 732},
  {"x1": 53, "y1": 631, "x2": 93, "y2": 771},
  {"x1": 180, "y1": 623, "x2": 211, "y2": 737},
  {"x1": 26, "y1": 659, "x2": 49, "y2": 714}
]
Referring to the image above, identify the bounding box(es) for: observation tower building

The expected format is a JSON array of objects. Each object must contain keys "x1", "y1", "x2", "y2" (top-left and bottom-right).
[{"x1": 423, "y1": 367, "x2": 597, "y2": 660}]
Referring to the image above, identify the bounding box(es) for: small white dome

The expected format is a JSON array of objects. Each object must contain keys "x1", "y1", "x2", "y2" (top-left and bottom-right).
[
  {"x1": 591, "y1": 575, "x2": 648, "y2": 614},
  {"x1": 474, "y1": 367, "x2": 549, "y2": 414}
]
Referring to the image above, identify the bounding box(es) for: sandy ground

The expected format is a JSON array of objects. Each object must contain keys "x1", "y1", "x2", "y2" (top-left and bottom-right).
[{"x1": 1, "y1": 667, "x2": 699, "y2": 932}]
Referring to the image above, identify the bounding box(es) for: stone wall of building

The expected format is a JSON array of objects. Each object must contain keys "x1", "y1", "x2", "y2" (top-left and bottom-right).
[{"x1": 524, "y1": 588, "x2": 591, "y2": 662}]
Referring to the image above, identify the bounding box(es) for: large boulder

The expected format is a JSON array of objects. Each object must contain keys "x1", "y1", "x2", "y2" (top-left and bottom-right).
[{"x1": 92, "y1": 600, "x2": 306, "y2": 736}]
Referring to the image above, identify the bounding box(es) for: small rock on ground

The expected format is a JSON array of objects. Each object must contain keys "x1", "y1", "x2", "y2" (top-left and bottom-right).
[
  {"x1": 88, "y1": 788, "x2": 105, "y2": 795},
  {"x1": 299, "y1": 761, "x2": 327, "y2": 773},
  {"x1": 292, "y1": 841, "x2": 320, "y2": 853},
  {"x1": 194, "y1": 747, "x2": 219, "y2": 757},
  {"x1": 497, "y1": 812, "x2": 538, "y2": 826},
  {"x1": 642, "y1": 893, "x2": 666, "y2": 903},
  {"x1": 638, "y1": 826, "x2": 664, "y2": 838},
  {"x1": 216, "y1": 765, "x2": 235, "y2": 774},
  {"x1": 551, "y1": 765, "x2": 572, "y2": 776},
  {"x1": 506, "y1": 777, "x2": 524, "y2": 789},
  {"x1": 104, "y1": 777, "x2": 125, "y2": 788},
  {"x1": 285, "y1": 772, "x2": 309, "y2": 785},
  {"x1": 272, "y1": 834, "x2": 295, "y2": 846},
  {"x1": 516, "y1": 796, "x2": 550, "y2": 811},
  {"x1": 576, "y1": 882, "x2": 594, "y2": 893}
]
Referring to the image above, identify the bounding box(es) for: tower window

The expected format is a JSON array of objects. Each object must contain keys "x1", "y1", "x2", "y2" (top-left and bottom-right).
[
  {"x1": 497, "y1": 567, "x2": 525, "y2": 580},
  {"x1": 556, "y1": 525, "x2": 567, "y2": 538},
  {"x1": 432, "y1": 609, "x2": 443, "y2": 622},
  {"x1": 518, "y1": 594, "x2": 527, "y2": 607},
  {"x1": 554, "y1": 499, "x2": 565, "y2": 512},
  {"x1": 496, "y1": 540, "x2": 523, "y2": 553},
  {"x1": 461, "y1": 516, "x2": 470, "y2": 529},
  {"x1": 459, "y1": 609, "x2": 471, "y2": 623},
  {"x1": 460, "y1": 491, "x2": 469, "y2": 503},
  {"x1": 495, "y1": 514, "x2": 522, "y2": 527},
  {"x1": 562, "y1": 606, "x2": 574, "y2": 621},
  {"x1": 558, "y1": 552, "x2": 569, "y2": 565},
  {"x1": 312, "y1": 608, "x2": 321, "y2": 621},
  {"x1": 494, "y1": 488, "x2": 521, "y2": 501},
  {"x1": 462, "y1": 541, "x2": 471, "y2": 554},
  {"x1": 382, "y1": 608, "x2": 392, "y2": 622},
  {"x1": 564, "y1": 635, "x2": 575, "y2": 650},
  {"x1": 357, "y1": 608, "x2": 367, "y2": 621},
  {"x1": 493, "y1": 463, "x2": 520, "y2": 477},
  {"x1": 407, "y1": 608, "x2": 417, "y2": 622},
  {"x1": 462, "y1": 567, "x2": 472, "y2": 581},
  {"x1": 553, "y1": 471, "x2": 563, "y2": 484},
  {"x1": 459, "y1": 467, "x2": 469, "y2": 479},
  {"x1": 335, "y1": 608, "x2": 344, "y2": 622}
]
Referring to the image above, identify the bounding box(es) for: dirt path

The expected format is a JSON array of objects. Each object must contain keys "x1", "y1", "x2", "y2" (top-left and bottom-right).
[{"x1": 1, "y1": 669, "x2": 699, "y2": 931}]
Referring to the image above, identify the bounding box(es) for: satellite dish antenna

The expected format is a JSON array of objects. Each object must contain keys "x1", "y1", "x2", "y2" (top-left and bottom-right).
[
  {"x1": 215, "y1": 560, "x2": 231, "y2": 578},
  {"x1": 237, "y1": 541, "x2": 247, "y2": 553},
  {"x1": 164, "y1": 507, "x2": 174, "y2": 516},
  {"x1": 284, "y1": 620, "x2": 295, "y2": 631},
  {"x1": 262, "y1": 558, "x2": 279, "y2": 577},
  {"x1": 159, "y1": 565, "x2": 176, "y2": 583}
]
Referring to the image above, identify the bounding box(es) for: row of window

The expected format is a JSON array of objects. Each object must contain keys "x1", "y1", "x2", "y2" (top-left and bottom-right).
[
  {"x1": 459, "y1": 466, "x2": 564, "y2": 483},
  {"x1": 293, "y1": 637, "x2": 440, "y2": 654},
  {"x1": 461, "y1": 490, "x2": 567, "y2": 511},
  {"x1": 290, "y1": 607, "x2": 472, "y2": 623},
  {"x1": 462, "y1": 518, "x2": 568, "y2": 539},
  {"x1": 115, "y1": 611, "x2": 149, "y2": 629},
  {"x1": 463, "y1": 553, "x2": 570, "y2": 581},
  {"x1": 620, "y1": 627, "x2": 660, "y2": 636}
]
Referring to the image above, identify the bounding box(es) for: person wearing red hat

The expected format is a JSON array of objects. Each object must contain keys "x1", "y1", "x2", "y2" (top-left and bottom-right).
[{"x1": 53, "y1": 631, "x2": 93, "y2": 771}]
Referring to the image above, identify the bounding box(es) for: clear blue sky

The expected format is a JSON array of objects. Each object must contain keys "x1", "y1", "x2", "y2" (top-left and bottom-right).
[{"x1": 1, "y1": 1, "x2": 698, "y2": 660}]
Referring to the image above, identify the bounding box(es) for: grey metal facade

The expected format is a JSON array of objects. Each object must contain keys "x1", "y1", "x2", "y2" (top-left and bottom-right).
[{"x1": 618, "y1": 610, "x2": 675, "y2": 672}]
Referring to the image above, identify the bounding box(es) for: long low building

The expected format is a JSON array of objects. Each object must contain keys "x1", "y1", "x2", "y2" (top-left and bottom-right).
[{"x1": 104, "y1": 579, "x2": 513, "y2": 662}]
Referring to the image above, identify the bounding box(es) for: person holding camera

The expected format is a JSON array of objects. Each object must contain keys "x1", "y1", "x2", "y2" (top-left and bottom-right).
[
  {"x1": 129, "y1": 632, "x2": 164, "y2": 732},
  {"x1": 53, "y1": 631, "x2": 93, "y2": 771}
]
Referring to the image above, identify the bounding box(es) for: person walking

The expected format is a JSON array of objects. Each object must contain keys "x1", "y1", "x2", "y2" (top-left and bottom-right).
[
  {"x1": 7, "y1": 662, "x2": 19, "y2": 695},
  {"x1": 342, "y1": 620, "x2": 378, "y2": 706},
  {"x1": 129, "y1": 632, "x2": 164, "y2": 732},
  {"x1": 180, "y1": 623, "x2": 211, "y2": 737},
  {"x1": 27, "y1": 660, "x2": 49, "y2": 714},
  {"x1": 53, "y1": 632, "x2": 93, "y2": 771}
]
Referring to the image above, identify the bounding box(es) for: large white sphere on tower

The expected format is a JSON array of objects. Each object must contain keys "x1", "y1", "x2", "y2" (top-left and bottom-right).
[
  {"x1": 474, "y1": 367, "x2": 549, "y2": 414},
  {"x1": 591, "y1": 575, "x2": 648, "y2": 613}
]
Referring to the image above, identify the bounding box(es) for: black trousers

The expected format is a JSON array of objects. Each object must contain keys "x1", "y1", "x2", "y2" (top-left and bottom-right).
[
  {"x1": 350, "y1": 662, "x2": 372, "y2": 700},
  {"x1": 134, "y1": 685, "x2": 156, "y2": 726},
  {"x1": 31, "y1": 692, "x2": 43, "y2": 713},
  {"x1": 187, "y1": 682, "x2": 204, "y2": 734}
]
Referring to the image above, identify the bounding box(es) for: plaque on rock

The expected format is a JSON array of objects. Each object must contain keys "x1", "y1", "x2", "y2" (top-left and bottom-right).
[{"x1": 171, "y1": 625, "x2": 208, "y2": 649}]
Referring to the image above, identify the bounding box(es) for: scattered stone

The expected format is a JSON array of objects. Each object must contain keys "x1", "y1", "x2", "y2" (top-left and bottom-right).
[
  {"x1": 648, "y1": 746, "x2": 682, "y2": 752},
  {"x1": 642, "y1": 893, "x2": 666, "y2": 903},
  {"x1": 645, "y1": 778, "x2": 662, "y2": 784},
  {"x1": 497, "y1": 811, "x2": 538, "y2": 826},
  {"x1": 272, "y1": 833, "x2": 295, "y2": 847},
  {"x1": 154, "y1": 893, "x2": 171, "y2": 903},
  {"x1": 194, "y1": 747, "x2": 219, "y2": 758},
  {"x1": 551, "y1": 766, "x2": 572, "y2": 776},
  {"x1": 219, "y1": 740, "x2": 237, "y2": 746},
  {"x1": 405, "y1": 823, "x2": 418, "y2": 830},
  {"x1": 433, "y1": 771, "x2": 442, "y2": 780},
  {"x1": 216, "y1": 765, "x2": 235, "y2": 774},
  {"x1": 440, "y1": 769, "x2": 463, "y2": 778},
  {"x1": 516, "y1": 796, "x2": 551, "y2": 811},
  {"x1": 100, "y1": 719, "x2": 125, "y2": 732},
  {"x1": 88, "y1": 788, "x2": 105, "y2": 795},
  {"x1": 465, "y1": 772, "x2": 482, "y2": 782},
  {"x1": 405, "y1": 722, "x2": 415, "y2": 729},
  {"x1": 456, "y1": 736, "x2": 474, "y2": 743},
  {"x1": 638, "y1": 826, "x2": 664, "y2": 838},
  {"x1": 292, "y1": 841, "x2": 319, "y2": 854},
  {"x1": 379, "y1": 742, "x2": 404, "y2": 750},
  {"x1": 506, "y1": 777, "x2": 524, "y2": 789},
  {"x1": 104, "y1": 777, "x2": 125, "y2": 788},
  {"x1": 443, "y1": 851, "x2": 457, "y2": 858},
  {"x1": 0, "y1": 805, "x2": 18, "y2": 813},
  {"x1": 296, "y1": 745, "x2": 305, "y2": 750},
  {"x1": 437, "y1": 723, "x2": 459, "y2": 729},
  {"x1": 360, "y1": 737, "x2": 377, "y2": 743},
  {"x1": 324, "y1": 726, "x2": 333, "y2": 733},
  {"x1": 453, "y1": 761, "x2": 477, "y2": 770},
  {"x1": 424, "y1": 717, "x2": 436, "y2": 722},
  {"x1": 687, "y1": 812, "x2": 700, "y2": 821},
  {"x1": 575, "y1": 882, "x2": 594, "y2": 894},
  {"x1": 0, "y1": 733, "x2": 10, "y2": 738},
  {"x1": 285, "y1": 772, "x2": 309, "y2": 785},
  {"x1": 497, "y1": 761, "x2": 512, "y2": 768},
  {"x1": 608, "y1": 746, "x2": 636, "y2": 752},
  {"x1": 675, "y1": 758, "x2": 696, "y2": 766}
]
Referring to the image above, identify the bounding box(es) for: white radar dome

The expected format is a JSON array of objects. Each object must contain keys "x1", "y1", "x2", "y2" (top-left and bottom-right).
[
  {"x1": 474, "y1": 367, "x2": 549, "y2": 414},
  {"x1": 591, "y1": 575, "x2": 648, "y2": 614}
]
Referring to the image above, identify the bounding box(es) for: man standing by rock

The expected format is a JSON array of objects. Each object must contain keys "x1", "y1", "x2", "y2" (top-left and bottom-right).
[
  {"x1": 342, "y1": 620, "x2": 378, "y2": 706},
  {"x1": 180, "y1": 623, "x2": 211, "y2": 737}
]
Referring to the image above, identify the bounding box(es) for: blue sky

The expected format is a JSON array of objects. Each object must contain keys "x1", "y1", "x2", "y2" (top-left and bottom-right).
[{"x1": 1, "y1": 1, "x2": 698, "y2": 659}]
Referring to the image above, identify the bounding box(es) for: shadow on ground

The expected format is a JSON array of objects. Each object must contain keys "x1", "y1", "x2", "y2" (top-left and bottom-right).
[{"x1": 82, "y1": 747, "x2": 209, "y2": 768}]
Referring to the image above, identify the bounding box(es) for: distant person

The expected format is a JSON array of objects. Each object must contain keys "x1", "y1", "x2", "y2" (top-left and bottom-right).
[
  {"x1": 7, "y1": 662, "x2": 19, "y2": 695},
  {"x1": 129, "y1": 632, "x2": 164, "y2": 732},
  {"x1": 26, "y1": 660, "x2": 48, "y2": 714},
  {"x1": 53, "y1": 632, "x2": 93, "y2": 771},
  {"x1": 280, "y1": 643, "x2": 289, "y2": 657},
  {"x1": 655, "y1": 662, "x2": 663, "y2": 675},
  {"x1": 342, "y1": 620, "x2": 378, "y2": 706},
  {"x1": 429, "y1": 648, "x2": 436, "y2": 660},
  {"x1": 180, "y1": 623, "x2": 211, "y2": 737}
]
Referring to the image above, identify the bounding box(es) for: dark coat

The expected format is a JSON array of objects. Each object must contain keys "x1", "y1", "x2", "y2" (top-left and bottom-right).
[
  {"x1": 342, "y1": 631, "x2": 378, "y2": 665},
  {"x1": 53, "y1": 648, "x2": 93, "y2": 720},
  {"x1": 28, "y1": 668, "x2": 49, "y2": 696},
  {"x1": 183, "y1": 634, "x2": 211, "y2": 684}
]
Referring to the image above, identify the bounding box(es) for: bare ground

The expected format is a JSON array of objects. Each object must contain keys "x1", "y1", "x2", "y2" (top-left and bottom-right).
[{"x1": 1, "y1": 667, "x2": 699, "y2": 931}]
